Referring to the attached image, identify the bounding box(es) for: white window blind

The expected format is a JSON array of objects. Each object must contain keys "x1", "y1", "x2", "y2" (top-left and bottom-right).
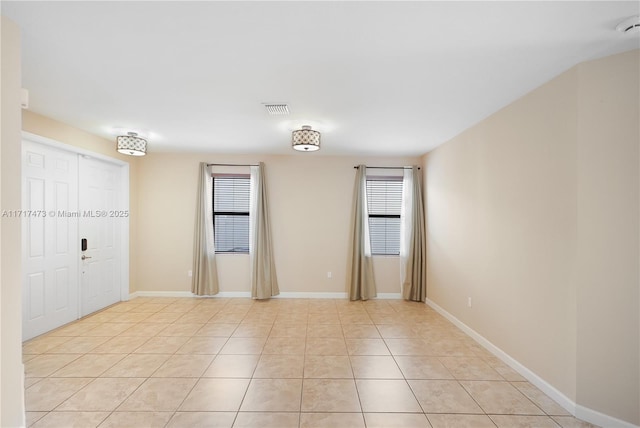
[
  {"x1": 366, "y1": 177, "x2": 403, "y2": 255},
  {"x1": 212, "y1": 175, "x2": 250, "y2": 253}
]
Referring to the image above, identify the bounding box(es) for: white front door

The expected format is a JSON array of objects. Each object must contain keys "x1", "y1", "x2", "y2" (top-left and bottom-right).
[
  {"x1": 78, "y1": 157, "x2": 122, "y2": 316},
  {"x1": 22, "y1": 141, "x2": 79, "y2": 340},
  {"x1": 22, "y1": 137, "x2": 128, "y2": 340}
]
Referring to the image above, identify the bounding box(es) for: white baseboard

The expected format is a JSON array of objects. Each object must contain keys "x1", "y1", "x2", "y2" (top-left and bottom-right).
[
  {"x1": 425, "y1": 298, "x2": 639, "y2": 428},
  {"x1": 575, "y1": 404, "x2": 639, "y2": 428},
  {"x1": 129, "y1": 291, "x2": 194, "y2": 299},
  {"x1": 276, "y1": 292, "x2": 347, "y2": 299},
  {"x1": 376, "y1": 293, "x2": 402, "y2": 299},
  {"x1": 129, "y1": 291, "x2": 402, "y2": 300},
  {"x1": 130, "y1": 291, "x2": 251, "y2": 299},
  {"x1": 216, "y1": 291, "x2": 252, "y2": 298},
  {"x1": 277, "y1": 292, "x2": 401, "y2": 299}
]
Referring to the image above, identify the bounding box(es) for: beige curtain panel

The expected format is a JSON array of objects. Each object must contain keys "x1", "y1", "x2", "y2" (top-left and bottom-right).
[
  {"x1": 400, "y1": 166, "x2": 427, "y2": 302},
  {"x1": 192, "y1": 162, "x2": 219, "y2": 296},
  {"x1": 349, "y1": 165, "x2": 377, "y2": 300},
  {"x1": 250, "y1": 162, "x2": 279, "y2": 299}
]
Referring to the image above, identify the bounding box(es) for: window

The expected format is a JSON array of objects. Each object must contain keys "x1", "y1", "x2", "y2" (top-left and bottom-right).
[
  {"x1": 212, "y1": 175, "x2": 250, "y2": 253},
  {"x1": 366, "y1": 176, "x2": 403, "y2": 255}
]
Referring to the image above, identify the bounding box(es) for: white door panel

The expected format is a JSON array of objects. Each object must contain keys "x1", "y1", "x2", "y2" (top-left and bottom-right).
[
  {"x1": 79, "y1": 157, "x2": 121, "y2": 316},
  {"x1": 22, "y1": 141, "x2": 79, "y2": 340}
]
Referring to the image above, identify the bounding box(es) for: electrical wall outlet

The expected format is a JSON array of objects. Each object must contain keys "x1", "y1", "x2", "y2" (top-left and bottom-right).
[
  {"x1": 188, "y1": 270, "x2": 193, "y2": 277},
  {"x1": 327, "y1": 271, "x2": 332, "y2": 279},
  {"x1": 467, "y1": 297, "x2": 472, "y2": 308}
]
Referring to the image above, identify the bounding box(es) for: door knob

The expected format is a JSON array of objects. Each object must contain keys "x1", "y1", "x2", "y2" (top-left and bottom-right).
[{"x1": 81, "y1": 255, "x2": 92, "y2": 260}]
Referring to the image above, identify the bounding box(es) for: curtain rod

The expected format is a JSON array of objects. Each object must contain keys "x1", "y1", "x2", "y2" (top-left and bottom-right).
[
  {"x1": 207, "y1": 163, "x2": 259, "y2": 167},
  {"x1": 353, "y1": 166, "x2": 420, "y2": 170}
]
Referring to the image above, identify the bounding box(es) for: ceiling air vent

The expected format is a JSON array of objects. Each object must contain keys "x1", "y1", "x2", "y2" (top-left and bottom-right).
[{"x1": 263, "y1": 103, "x2": 290, "y2": 115}]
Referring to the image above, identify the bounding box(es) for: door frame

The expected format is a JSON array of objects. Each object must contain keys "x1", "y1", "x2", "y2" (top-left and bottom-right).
[{"x1": 22, "y1": 131, "x2": 130, "y2": 307}]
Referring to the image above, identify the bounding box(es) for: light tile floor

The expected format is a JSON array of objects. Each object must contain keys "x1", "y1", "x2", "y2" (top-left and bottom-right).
[{"x1": 23, "y1": 297, "x2": 598, "y2": 428}]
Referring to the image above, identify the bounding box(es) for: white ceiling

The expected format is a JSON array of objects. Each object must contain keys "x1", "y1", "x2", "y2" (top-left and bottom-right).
[{"x1": 2, "y1": 1, "x2": 639, "y2": 156}]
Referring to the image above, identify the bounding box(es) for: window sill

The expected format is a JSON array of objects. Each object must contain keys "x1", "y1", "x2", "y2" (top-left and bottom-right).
[{"x1": 215, "y1": 252, "x2": 249, "y2": 256}]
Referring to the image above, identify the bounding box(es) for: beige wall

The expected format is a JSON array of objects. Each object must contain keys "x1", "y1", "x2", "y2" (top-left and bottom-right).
[
  {"x1": 1, "y1": 16, "x2": 25, "y2": 427},
  {"x1": 22, "y1": 110, "x2": 141, "y2": 293},
  {"x1": 424, "y1": 50, "x2": 639, "y2": 425},
  {"x1": 136, "y1": 153, "x2": 419, "y2": 295},
  {"x1": 575, "y1": 51, "x2": 639, "y2": 424}
]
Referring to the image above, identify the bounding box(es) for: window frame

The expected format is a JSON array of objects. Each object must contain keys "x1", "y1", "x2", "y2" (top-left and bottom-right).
[
  {"x1": 212, "y1": 173, "x2": 250, "y2": 254},
  {"x1": 366, "y1": 174, "x2": 403, "y2": 256}
]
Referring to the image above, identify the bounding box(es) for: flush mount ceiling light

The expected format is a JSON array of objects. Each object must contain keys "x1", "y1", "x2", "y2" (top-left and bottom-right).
[
  {"x1": 291, "y1": 125, "x2": 320, "y2": 152},
  {"x1": 616, "y1": 15, "x2": 640, "y2": 34},
  {"x1": 116, "y1": 132, "x2": 147, "y2": 156}
]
